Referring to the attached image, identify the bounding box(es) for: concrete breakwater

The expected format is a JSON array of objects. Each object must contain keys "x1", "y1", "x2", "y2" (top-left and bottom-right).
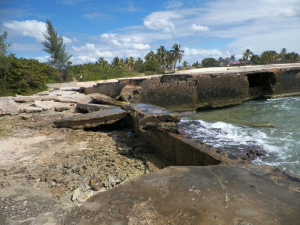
[{"x1": 78, "y1": 66, "x2": 300, "y2": 111}]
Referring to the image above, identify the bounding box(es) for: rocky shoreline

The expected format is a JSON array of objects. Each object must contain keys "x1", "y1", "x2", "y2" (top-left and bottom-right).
[
  {"x1": 1, "y1": 82, "x2": 300, "y2": 224},
  {"x1": 0, "y1": 89, "x2": 168, "y2": 224}
]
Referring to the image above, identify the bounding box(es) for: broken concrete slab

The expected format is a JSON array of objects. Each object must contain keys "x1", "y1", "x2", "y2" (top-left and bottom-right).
[
  {"x1": 125, "y1": 103, "x2": 235, "y2": 166},
  {"x1": 0, "y1": 98, "x2": 20, "y2": 116},
  {"x1": 34, "y1": 100, "x2": 72, "y2": 111},
  {"x1": 53, "y1": 107, "x2": 127, "y2": 129},
  {"x1": 117, "y1": 84, "x2": 143, "y2": 103},
  {"x1": 76, "y1": 103, "x2": 117, "y2": 113},
  {"x1": 62, "y1": 165, "x2": 300, "y2": 225},
  {"x1": 13, "y1": 96, "x2": 57, "y2": 102},
  {"x1": 54, "y1": 93, "x2": 92, "y2": 104},
  {"x1": 126, "y1": 103, "x2": 180, "y2": 128},
  {"x1": 89, "y1": 93, "x2": 128, "y2": 107}
]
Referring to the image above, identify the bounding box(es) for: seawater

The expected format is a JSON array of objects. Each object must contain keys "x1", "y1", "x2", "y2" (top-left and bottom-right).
[{"x1": 179, "y1": 97, "x2": 300, "y2": 176}]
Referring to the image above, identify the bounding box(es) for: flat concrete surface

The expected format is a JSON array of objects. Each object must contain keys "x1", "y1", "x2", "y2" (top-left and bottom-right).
[
  {"x1": 53, "y1": 107, "x2": 127, "y2": 129},
  {"x1": 177, "y1": 63, "x2": 300, "y2": 74},
  {"x1": 62, "y1": 165, "x2": 300, "y2": 225}
]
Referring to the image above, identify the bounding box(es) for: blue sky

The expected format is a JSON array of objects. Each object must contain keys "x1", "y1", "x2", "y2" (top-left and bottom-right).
[{"x1": 1, "y1": 0, "x2": 300, "y2": 65}]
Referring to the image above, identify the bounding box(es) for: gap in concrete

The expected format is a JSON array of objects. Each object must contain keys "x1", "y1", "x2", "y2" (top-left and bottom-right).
[{"x1": 246, "y1": 72, "x2": 276, "y2": 99}]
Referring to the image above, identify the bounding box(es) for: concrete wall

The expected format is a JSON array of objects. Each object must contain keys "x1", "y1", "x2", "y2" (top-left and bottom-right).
[
  {"x1": 80, "y1": 68, "x2": 300, "y2": 111},
  {"x1": 139, "y1": 73, "x2": 249, "y2": 111},
  {"x1": 272, "y1": 69, "x2": 300, "y2": 96}
]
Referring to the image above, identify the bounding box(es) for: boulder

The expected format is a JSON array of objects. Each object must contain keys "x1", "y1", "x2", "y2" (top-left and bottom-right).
[
  {"x1": 0, "y1": 98, "x2": 20, "y2": 116},
  {"x1": 53, "y1": 107, "x2": 127, "y2": 129},
  {"x1": 62, "y1": 165, "x2": 300, "y2": 225}
]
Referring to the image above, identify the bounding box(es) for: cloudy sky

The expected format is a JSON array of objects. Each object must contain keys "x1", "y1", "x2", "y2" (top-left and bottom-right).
[{"x1": 1, "y1": 0, "x2": 300, "y2": 65}]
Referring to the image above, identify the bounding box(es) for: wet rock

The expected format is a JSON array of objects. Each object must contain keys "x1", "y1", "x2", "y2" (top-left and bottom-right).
[{"x1": 246, "y1": 148, "x2": 267, "y2": 161}]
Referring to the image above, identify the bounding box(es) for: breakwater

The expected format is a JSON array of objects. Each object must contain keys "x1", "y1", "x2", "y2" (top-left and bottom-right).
[{"x1": 81, "y1": 66, "x2": 300, "y2": 111}]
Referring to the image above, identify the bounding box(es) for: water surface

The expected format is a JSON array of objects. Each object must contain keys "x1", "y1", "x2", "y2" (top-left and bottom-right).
[{"x1": 179, "y1": 97, "x2": 300, "y2": 176}]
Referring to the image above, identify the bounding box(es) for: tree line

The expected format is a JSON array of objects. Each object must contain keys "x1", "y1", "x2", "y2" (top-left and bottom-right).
[{"x1": 199, "y1": 48, "x2": 300, "y2": 68}]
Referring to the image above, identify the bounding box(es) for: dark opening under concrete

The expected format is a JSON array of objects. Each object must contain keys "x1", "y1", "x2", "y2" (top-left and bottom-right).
[{"x1": 246, "y1": 72, "x2": 276, "y2": 99}]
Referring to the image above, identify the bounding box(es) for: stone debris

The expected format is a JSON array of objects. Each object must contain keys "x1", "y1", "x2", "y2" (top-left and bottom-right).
[{"x1": 0, "y1": 98, "x2": 20, "y2": 116}]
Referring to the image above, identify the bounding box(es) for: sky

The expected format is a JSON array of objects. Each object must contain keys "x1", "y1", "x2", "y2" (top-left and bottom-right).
[{"x1": 1, "y1": 0, "x2": 300, "y2": 65}]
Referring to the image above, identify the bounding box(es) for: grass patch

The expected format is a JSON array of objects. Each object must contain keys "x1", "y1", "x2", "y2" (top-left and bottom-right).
[{"x1": 0, "y1": 117, "x2": 17, "y2": 138}]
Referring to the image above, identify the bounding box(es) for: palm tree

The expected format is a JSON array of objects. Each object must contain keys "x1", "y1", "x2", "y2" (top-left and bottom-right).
[
  {"x1": 165, "y1": 51, "x2": 175, "y2": 73},
  {"x1": 127, "y1": 56, "x2": 135, "y2": 70},
  {"x1": 112, "y1": 56, "x2": 120, "y2": 67},
  {"x1": 97, "y1": 57, "x2": 109, "y2": 68},
  {"x1": 170, "y1": 43, "x2": 184, "y2": 72},
  {"x1": 230, "y1": 55, "x2": 235, "y2": 62},
  {"x1": 192, "y1": 61, "x2": 201, "y2": 68},
  {"x1": 243, "y1": 49, "x2": 253, "y2": 65},
  {"x1": 279, "y1": 48, "x2": 287, "y2": 61},
  {"x1": 182, "y1": 61, "x2": 188, "y2": 68},
  {"x1": 218, "y1": 57, "x2": 224, "y2": 66},
  {"x1": 144, "y1": 51, "x2": 155, "y2": 61},
  {"x1": 260, "y1": 51, "x2": 278, "y2": 64},
  {"x1": 156, "y1": 46, "x2": 167, "y2": 73}
]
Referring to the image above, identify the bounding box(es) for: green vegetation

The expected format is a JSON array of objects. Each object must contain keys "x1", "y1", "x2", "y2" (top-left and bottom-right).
[
  {"x1": 199, "y1": 48, "x2": 299, "y2": 68},
  {"x1": 0, "y1": 54, "x2": 59, "y2": 96},
  {"x1": 0, "y1": 117, "x2": 15, "y2": 137},
  {"x1": 201, "y1": 58, "x2": 219, "y2": 67}
]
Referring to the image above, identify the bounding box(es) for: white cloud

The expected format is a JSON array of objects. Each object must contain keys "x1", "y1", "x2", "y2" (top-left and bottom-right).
[
  {"x1": 63, "y1": 36, "x2": 73, "y2": 44},
  {"x1": 72, "y1": 43, "x2": 96, "y2": 52},
  {"x1": 191, "y1": 24, "x2": 209, "y2": 31},
  {"x1": 144, "y1": 19, "x2": 176, "y2": 33},
  {"x1": 184, "y1": 48, "x2": 222, "y2": 58},
  {"x1": 4, "y1": 20, "x2": 46, "y2": 42},
  {"x1": 36, "y1": 55, "x2": 51, "y2": 63},
  {"x1": 166, "y1": 1, "x2": 183, "y2": 9}
]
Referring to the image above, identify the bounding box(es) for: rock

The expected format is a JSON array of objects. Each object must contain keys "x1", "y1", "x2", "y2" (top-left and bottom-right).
[
  {"x1": 21, "y1": 106, "x2": 43, "y2": 113},
  {"x1": 53, "y1": 107, "x2": 128, "y2": 129},
  {"x1": 63, "y1": 165, "x2": 300, "y2": 225},
  {"x1": 0, "y1": 98, "x2": 20, "y2": 116},
  {"x1": 102, "y1": 175, "x2": 120, "y2": 188},
  {"x1": 117, "y1": 146, "x2": 133, "y2": 155},
  {"x1": 71, "y1": 188, "x2": 81, "y2": 202},
  {"x1": 54, "y1": 106, "x2": 70, "y2": 112},
  {"x1": 89, "y1": 177, "x2": 103, "y2": 191}
]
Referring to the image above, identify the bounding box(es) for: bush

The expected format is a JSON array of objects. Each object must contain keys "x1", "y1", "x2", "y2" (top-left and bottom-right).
[{"x1": 0, "y1": 55, "x2": 58, "y2": 96}]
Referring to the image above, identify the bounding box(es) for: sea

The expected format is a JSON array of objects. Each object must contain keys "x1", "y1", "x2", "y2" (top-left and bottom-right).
[{"x1": 179, "y1": 97, "x2": 300, "y2": 176}]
